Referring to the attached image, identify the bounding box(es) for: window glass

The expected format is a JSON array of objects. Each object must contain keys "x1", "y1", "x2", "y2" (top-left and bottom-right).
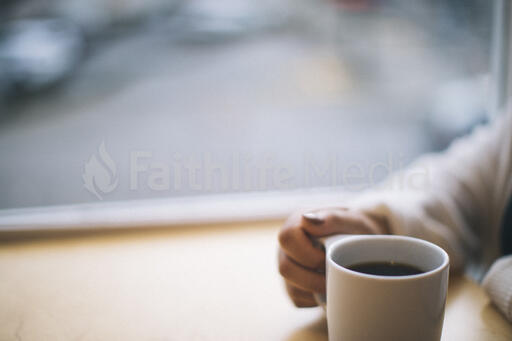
[{"x1": 0, "y1": 0, "x2": 492, "y2": 209}]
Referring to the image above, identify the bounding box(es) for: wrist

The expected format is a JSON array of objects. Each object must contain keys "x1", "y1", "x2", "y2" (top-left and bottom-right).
[{"x1": 366, "y1": 213, "x2": 391, "y2": 235}]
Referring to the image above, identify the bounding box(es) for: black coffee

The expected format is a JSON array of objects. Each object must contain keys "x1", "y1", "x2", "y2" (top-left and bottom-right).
[{"x1": 347, "y1": 261, "x2": 423, "y2": 276}]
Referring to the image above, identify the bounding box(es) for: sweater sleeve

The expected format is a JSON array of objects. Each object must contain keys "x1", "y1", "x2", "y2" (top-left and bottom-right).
[
  {"x1": 347, "y1": 111, "x2": 512, "y2": 272},
  {"x1": 482, "y1": 256, "x2": 512, "y2": 321}
]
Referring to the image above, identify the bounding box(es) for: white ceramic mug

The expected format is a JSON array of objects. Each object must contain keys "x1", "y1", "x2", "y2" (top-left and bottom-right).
[{"x1": 319, "y1": 235, "x2": 450, "y2": 341}]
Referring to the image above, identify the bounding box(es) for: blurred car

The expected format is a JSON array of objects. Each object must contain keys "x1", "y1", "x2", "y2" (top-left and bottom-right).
[{"x1": 0, "y1": 19, "x2": 83, "y2": 97}]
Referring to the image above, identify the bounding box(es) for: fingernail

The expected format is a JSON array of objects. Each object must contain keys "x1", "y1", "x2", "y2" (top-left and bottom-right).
[{"x1": 302, "y1": 212, "x2": 324, "y2": 225}]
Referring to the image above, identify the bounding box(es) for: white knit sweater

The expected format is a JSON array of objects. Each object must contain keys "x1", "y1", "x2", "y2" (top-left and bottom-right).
[{"x1": 348, "y1": 110, "x2": 512, "y2": 322}]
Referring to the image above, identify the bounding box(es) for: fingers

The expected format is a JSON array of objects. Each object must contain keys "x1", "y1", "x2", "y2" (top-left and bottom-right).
[
  {"x1": 277, "y1": 207, "x2": 389, "y2": 308},
  {"x1": 285, "y1": 282, "x2": 317, "y2": 307},
  {"x1": 301, "y1": 209, "x2": 382, "y2": 237},
  {"x1": 277, "y1": 211, "x2": 326, "y2": 305},
  {"x1": 278, "y1": 249, "x2": 326, "y2": 293},
  {"x1": 278, "y1": 217, "x2": 325, "y2": 269}
]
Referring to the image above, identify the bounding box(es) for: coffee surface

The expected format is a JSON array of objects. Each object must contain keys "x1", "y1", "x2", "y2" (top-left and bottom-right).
[{"x1": 347, "y1": 261, "x2": 423, "y2": 276}]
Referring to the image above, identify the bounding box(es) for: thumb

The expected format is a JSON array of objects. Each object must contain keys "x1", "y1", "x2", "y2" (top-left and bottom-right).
[{"x1": 301, "y1": 209, "x2": 377, "y2": 237}]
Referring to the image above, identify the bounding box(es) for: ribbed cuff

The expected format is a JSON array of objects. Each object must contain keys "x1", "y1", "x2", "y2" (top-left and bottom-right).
[{"x1": 482, "y1": 255, "x2": 512, "y2": 322}]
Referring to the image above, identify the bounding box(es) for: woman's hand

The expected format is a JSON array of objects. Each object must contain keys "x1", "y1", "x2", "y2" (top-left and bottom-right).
[{"x1": 277, "y1": 208, "x2": 389, "y2": 307}]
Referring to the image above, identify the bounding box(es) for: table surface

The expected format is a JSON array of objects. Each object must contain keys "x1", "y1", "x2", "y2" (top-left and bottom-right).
[{"x1": 1, "y1": 221, "x2": 511, "y2": 341}]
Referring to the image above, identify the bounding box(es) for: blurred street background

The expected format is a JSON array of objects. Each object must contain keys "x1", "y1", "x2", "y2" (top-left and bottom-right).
[{"x1": 0, "y1": 0, "x2": 493, "y2": 209}]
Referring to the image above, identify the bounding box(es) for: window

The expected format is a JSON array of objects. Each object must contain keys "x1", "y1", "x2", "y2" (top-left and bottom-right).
[{"x1": 0, "y1": 0, "x2": 494, "y2": 218}]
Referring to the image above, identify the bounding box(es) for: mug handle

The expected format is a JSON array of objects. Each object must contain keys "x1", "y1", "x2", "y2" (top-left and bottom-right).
[{"x1": 313, "y1": 234, "x2": 349, "y2": 308}]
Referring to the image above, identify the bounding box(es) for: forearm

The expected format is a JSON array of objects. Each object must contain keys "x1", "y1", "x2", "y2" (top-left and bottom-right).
[
  {"x1": 348, "y1": 112, "x2": 512, "y2": 273},
  {"x1": 349, "y1": 190, "x2": 468, "y2": 271}
]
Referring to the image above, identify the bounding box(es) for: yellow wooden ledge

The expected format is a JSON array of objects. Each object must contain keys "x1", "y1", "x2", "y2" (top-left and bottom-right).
[{"x1": 0, "y1": 221, "x2": 510, "y2": 340}]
